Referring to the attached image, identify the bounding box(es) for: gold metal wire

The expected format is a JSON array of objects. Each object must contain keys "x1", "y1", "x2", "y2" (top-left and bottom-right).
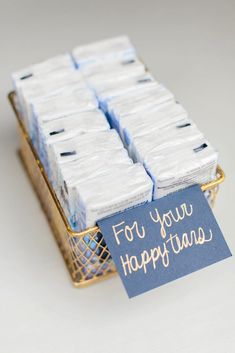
[{"x1": 8, "y1": 91, "x2": 225, "y2": 286}]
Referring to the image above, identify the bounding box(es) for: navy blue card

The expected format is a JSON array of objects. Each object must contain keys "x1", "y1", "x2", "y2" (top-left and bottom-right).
[{"x1": 98, "y1": 185, "x2": 231, "y2": 298}]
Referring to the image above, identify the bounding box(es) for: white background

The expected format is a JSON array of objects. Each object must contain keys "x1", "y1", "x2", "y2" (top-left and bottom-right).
[{"x1": 0, "y1": 0, "x2": 235, "y2": 352}]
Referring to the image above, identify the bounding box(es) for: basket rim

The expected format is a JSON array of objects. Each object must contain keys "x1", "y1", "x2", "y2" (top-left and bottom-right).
[{"x1": 8, "y1": 90, "x2": 225, "y2": 238}]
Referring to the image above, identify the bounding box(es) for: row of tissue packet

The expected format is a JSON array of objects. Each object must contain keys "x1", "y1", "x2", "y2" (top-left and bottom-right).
[{"x1": 12, "y1": 35, "x2": 218, "y2": 232}]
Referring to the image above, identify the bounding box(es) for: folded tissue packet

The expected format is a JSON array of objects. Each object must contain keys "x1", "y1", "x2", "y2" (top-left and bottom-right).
[
  {"x1": 96, "y1": 72, "x2": 157, "y2": 112},
  {"x1": 12, "y1": 53, "x2": 74, "y2": 84},
  {"x1": 48, "y1": 130, "x2": 126, "y2": 185},
  {"x1": 37, "y1": 110, "x2": 110, "y2": 172},
  {"x1": 83, "y1": 57, "x2": 146, "y2": 79},
  {"x1": 57, "y1": 150, "x2": 134, "y2": 228},
  {"x1": 66, "y1": 164, "x2": 153, "y2": 231},
  {"x1": 95, "y1": 72, "x2": 155, "y2": 98},
  {"x1": 117, "y1": 102, "x2": 188, "y2": 145},
  {"x1": 16, "y1": 69, "x2": 86, "y2": 129},
  {"x1": 144, "y1": 139, "x2": 218, "y2": 198},
  {"x1": 72, "y1": 35, "x2": 137, "y2": 69},
  {"x1": 31, "y1": 87, "x2": 98, "y2": 149},
  {"x1": 58, "y1": 148, "x2": 132, "y2": 195},
  {"x1": 127, "y1": 120, "x2": 204, "y2": 163},
  {"x1": 107, "y1": 84, "x2": 175, "y2": 131},
  {"x1": 12, "y1": 53, "x2": 75, "y2": 126}
]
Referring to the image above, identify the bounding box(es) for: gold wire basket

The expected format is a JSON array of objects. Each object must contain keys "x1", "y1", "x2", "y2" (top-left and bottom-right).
[{"x1": 8, "y1": 91, "x2": 225, "y2": 287}]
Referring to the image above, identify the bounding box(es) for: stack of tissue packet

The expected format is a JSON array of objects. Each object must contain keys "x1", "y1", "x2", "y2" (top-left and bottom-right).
[
  {"x1": 12, "y1": 41, "x2": 153, "y2": 231},
  {"x1": 37, "y1": 109, "x2": 110, "y2": 175},
  {"x1": 30, "y1": 87, "x2": 98, "y2": 150},
  {"x1": 50, "y1": 130, "x2": 152, "y2": 230},
  {"x1": 12, "y1": 53, "x2": 75, "y2": 128},
  {"x1": 12, "y1": 35, "x2": 218, "y2": 231},
  {"x1": 72, "y1": 36, "x2": 217, "y2": 200}
]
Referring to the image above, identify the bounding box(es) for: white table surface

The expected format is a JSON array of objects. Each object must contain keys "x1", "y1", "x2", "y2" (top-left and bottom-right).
[{"x1": 0, "y1": 0, "x2": 235, "y2": 352}]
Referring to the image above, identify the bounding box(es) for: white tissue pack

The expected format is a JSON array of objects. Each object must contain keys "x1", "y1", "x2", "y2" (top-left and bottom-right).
[
  {"x1": 72, "y1": 35, "x2": 137, "y2": 69},
  {"x1": 12, "y1": 35, "x2": 218, "y2": 231}
]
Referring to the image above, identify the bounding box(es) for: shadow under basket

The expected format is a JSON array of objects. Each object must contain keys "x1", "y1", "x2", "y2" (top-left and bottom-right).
[{"x1": 8, "y1": 91, "x2": 225, "y2": 287}]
